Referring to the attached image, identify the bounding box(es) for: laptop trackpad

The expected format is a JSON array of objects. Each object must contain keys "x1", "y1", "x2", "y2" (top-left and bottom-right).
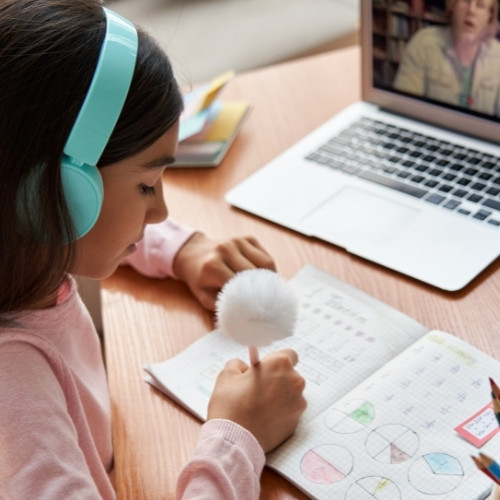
[{"x1": 302, "y1": 186, "x2": 419, "y2": 247}]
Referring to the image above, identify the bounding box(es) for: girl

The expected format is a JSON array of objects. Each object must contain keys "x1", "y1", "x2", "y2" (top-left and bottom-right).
[{"x1": 0, "y1": 1, "x2": 307, "y2": 498}]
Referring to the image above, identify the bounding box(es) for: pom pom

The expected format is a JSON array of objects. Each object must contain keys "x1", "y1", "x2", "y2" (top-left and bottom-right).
[{"x1": 215, "y1": 268, "x2": 299, "y2": 347}]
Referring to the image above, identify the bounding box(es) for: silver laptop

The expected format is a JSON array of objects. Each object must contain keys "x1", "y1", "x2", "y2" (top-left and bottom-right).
[{"x1": 226, "y1": 0, "x2": 500, "y2": 291}]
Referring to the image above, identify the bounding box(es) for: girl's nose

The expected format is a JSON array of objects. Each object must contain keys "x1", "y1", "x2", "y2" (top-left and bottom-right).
[{"x1": 146, "y1": 179, "x2": 168, "y2": 224}]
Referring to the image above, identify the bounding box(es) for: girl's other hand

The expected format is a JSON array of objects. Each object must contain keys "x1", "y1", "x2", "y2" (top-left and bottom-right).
[
  {"x1": 172, "y1": 233, "x2": 276, "y2": 310},
  {"x1": 207, "y1": 348, "x2": 307, "y2": 453}
]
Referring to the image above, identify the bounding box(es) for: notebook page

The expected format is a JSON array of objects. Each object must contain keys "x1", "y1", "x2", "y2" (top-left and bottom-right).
[
  {"x1": 146, "y1": 264, "x2": 428, "y2": 422},
  {"x1": 268, "y1": 330, "x2": 500, "y2": 500}
]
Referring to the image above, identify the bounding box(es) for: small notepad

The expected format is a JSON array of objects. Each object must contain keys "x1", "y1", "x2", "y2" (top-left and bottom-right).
[{"x1": 174, "y1": 71, "x2": 250, "y2": 167}]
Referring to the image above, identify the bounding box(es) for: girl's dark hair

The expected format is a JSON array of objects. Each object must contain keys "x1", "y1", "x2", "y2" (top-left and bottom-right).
[{"x1": 0, "y1": 0, "x2": 183, "y2": 314}]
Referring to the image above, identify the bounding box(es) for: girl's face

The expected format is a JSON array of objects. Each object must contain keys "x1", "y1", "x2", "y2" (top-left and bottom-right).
[{"x1": 70, "y1": 122, "x2": 179, "y2": 279}]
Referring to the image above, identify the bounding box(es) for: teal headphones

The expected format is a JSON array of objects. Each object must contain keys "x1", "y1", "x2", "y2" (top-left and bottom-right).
[{"x1": 60, "y1": 7, "x2": 137, "y2": 239}]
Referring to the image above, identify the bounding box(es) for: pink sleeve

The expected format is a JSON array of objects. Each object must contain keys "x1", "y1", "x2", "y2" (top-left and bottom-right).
[
  {"x1": 176, "y1": 419, "x2": 266, "y2": 500},
  {"x1": 120, "y1": 219, "x2": 197, "y2": 279}
]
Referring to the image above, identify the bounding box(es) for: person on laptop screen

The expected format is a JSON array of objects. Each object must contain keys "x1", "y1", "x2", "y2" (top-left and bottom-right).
[{"x1": 394, "y1": 0, "x2": 500, "y2": 116}]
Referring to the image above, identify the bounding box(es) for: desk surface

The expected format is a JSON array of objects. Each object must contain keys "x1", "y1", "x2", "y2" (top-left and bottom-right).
[{"x1": 102, "y1": 45, "x2": 500, "y2": 500}]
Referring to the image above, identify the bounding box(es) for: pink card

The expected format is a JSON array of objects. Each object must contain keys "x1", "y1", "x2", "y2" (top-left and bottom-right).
[{"x1": 455, "y1": 402, "x2": 500, "y2": 448}]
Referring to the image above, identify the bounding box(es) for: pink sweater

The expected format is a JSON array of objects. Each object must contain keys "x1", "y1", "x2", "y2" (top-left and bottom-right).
[{"x1": 0, "y1": 219, "x2": 265, "y2": 499}]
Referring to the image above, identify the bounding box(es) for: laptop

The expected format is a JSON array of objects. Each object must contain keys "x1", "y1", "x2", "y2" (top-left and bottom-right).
[{"x1": 225, "y1": 0, "x2": 500, "y2": 291}]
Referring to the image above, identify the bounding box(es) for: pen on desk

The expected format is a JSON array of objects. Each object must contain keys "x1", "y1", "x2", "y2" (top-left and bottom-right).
[{"x1": 479, "y1": 453, "x2": 500, "y2": 484}]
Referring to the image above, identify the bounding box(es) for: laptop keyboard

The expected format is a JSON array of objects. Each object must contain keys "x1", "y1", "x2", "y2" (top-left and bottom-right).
[{"x1": 305, "y1": 117, "x2": 500, "y2": 228}]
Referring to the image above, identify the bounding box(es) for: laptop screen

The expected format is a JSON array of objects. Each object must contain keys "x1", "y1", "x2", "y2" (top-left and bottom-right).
[{"x1": 363, "y1": 0, "x2": 500, "y2": 143}]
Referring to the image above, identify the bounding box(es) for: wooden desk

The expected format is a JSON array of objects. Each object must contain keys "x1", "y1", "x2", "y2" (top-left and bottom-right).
[{"x1": 102, "y1": 46, "x2": 500, "y2": 499}]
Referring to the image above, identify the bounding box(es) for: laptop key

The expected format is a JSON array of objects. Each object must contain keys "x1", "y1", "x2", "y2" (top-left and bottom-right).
[
  {"x1": 411, "y1": 175, "x2": 425, "y2": 183},
  {"x1": 479, "y1": 172, "x2": 493, "y2": 181},
  {"x1": 453, "y1": 188, "x2": 468, "y2": 198},
  {"x1": 426, "y1": 193, "x2": 446, "y2": 205},
  {"x1": 468, "y1": 157, "x2": 482, "y2": 165},
  {"x1": 306, "y1": 153, "x2": 322, "y2": 162},
  {"x1": 482, "y1": 161, "x2": 496, "y2": 170},
  {"x1": 326, "y1": 159, "x2": 344, "y2": 170},
  {"x1": 468, "y1": 193, "x2": 483, "y2": 203},
  {"x1": 403, "y1": 159, "x2": 416, "y2": 168},
  {"x1": 319, "y1": 144, "x2": 344, "y2": 156},
  {"x1": 359, "y1": 171, "x2": 427, "y2": 198},
  {"x1": 471, "y1": 182, "x2": 487, "y2": 192},
  {"x1": 342, "y1": 164, "x2": 359, "y2": 175},
  {"x1": 483, "y1": 198, "x2": 500, "y2": 212},
  {"x1": 474, "y1": 209, "x2": 491, "y2": 221},
  {"x1": 422, "y1": 154, "x2": 436, "y2": 163},
  {"x1": 464, "y1": 167, "x2": 479, "y2": 176},
  {"x1": 443, "y1": 199, "x2": 461, "y2": 210}
]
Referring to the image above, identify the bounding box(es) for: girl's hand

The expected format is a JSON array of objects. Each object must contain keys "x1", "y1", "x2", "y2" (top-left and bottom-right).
[
  {"x1": 172, "y1": 233, "x2": 276, "y2": 310},
  {"x1": 207, "y1": 349, "x2": 307, "y2": 453}
]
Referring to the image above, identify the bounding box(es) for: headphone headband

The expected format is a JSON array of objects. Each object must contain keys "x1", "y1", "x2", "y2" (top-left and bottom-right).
[
  {"x1": 63, "y1": 8, "x2": 138, "y2": 166},
  {"x1": 18, "y1": 8, "x2": 138, "y2": 240}
]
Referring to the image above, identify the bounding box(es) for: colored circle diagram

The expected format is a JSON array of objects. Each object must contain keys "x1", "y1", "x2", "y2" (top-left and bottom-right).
[
  {"x1": 346, "y1": 476, "x2": 401, "y2": 500},
  {"x1": 300, "y1": 444, "x2": 353, "y2": 484},
  {"x1": 365, "y1": 424, "x2": 419, "y2": 464},
  {"x1": 408, "y1": 453, "x2": 463, "y2": 495},
  {"x1": 325, "y1": 399, "x2": 375, "y2": 434}
]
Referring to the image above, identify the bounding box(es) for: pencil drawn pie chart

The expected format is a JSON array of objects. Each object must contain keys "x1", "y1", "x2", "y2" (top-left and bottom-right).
[
  {"x1": 300, "y1": 444, "x2": 353, "y2": 484},
  {"x1": 408, "y1": 453, "x2": 463, "y2": 495},
  {"x1": 365, "y1": 424, "x2": 419, "y2": 464},
  {"x1": 346, "y1": 476, "x2": 401, "y2": 500},
  {"x1": 324, "y1": 399, "x2": 375, "y2": 434}
]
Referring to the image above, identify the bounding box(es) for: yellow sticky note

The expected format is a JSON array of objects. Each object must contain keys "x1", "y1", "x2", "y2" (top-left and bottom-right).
[
  {"x1": 198, "y1": 70, "x2": 235, "y2": 111},
  {"x1": 204, "y1": 102, "x2": 249, "y2": 141}
]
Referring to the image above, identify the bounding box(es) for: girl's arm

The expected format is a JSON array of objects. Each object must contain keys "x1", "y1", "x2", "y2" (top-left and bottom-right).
[
  {"x1": 177, "y1": 350, "x2": 306, "y2": 500},
  {"x1": 120, "y1": 218, "x2": 196, "y2": 279},
  {"x1": 176, "y1": 420, "x2": 265, "y2": 500},
  {"x1": 121, "y1": 219, "x2": 276, "y2": 311}
]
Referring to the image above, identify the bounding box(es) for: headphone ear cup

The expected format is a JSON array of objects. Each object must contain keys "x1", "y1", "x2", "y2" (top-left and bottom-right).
[{"x1": 61, "y1": 156, "x2": 103, "y2": 239}]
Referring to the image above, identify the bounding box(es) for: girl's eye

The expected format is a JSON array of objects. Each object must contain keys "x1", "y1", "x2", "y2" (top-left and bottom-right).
[{"x1": 140, "y1": 184, "x2": 156, "y2": 196}]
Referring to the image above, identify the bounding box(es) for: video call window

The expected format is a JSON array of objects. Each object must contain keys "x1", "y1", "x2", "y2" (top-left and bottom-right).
[{"x1": 373, "y1": 0, "x2": 500, "y2": 118}]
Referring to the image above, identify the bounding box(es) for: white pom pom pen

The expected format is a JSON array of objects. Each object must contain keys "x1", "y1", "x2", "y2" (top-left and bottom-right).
[{"x1": 215, "y1": 269, "x2": 299, "y2": 365}]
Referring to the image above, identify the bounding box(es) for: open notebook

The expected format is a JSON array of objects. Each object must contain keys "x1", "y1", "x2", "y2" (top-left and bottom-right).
[
  {"x1": 145, "y1": 265, "x2": 500, "y2": 499},
  {"x1": 226, "y1": 1, "x2": 500, "y2": 292}
]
